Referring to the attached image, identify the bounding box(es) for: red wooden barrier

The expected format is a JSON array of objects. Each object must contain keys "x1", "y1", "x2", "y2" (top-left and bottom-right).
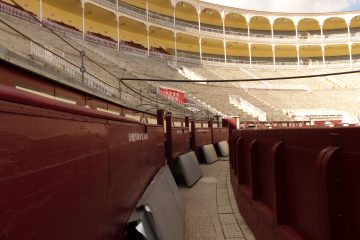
[
  {"x1": 165, "y1": 112, "x2": 191, "y2": 174},
  {"x1": 190, "y1": 120, "x2": 212, "y2": 162},
  {"x1": 212, "y1": 127, "x2": 229, "y2": 143},
  {"x1": 230, "y1": 128, "x2": 360, "y2": 240},
  {"x1": 0, "y1": 84, "x2": 165, "y2": 240}
]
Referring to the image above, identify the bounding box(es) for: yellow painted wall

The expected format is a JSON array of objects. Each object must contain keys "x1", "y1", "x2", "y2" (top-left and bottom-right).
[
  {"x1": 200, "y1": 11, "x2": 222, "y2": 27},
  {"x1": 202, "y1": 44, "x2": 224, "y2": 55},
  {"x1": 352, "y1": 46, "x2": 360, "y2": 55},
  {"x1": 251, "y1": 45, "x2": 272, "y2": 57},
  {"x1": 7, "y1": 0, "x2": 40, "y2": 16},
  {"x1": 325, "y1": 46, "x2": 349, "y2": 56},
  {"x1": 43, "y1": 3, "x2": 82, "y2": 30},
  {"x1": 225, "y1": 15, "x2": 247, "y2": 29},
  {"x1": 176, "y1": 40, "x2": 200, "y2": 52},
  {"x1": 149, "y1": 36, "x2": 174, "y2": 49},
  {"x1": 300, "y1": 47, "x2": 322, "y2": 57},
  {"x1": 120, "y1": 29, "x2": 147, "y2": 47},
  {"x1": 84, "y1": 16, "x2": 117, "y2": 40},
  {"x1": 149, "y1": 3, "x2": 173, "y2": 17},
  {"x1": 176, "y1": 9, "x2": 198, "y2": 22},
  {"x1": 226, "y1": 46, "x2": 249, "y2": 57},
  {"x1": 275, "y1": 48, "x2": 297, "y2": 57}
]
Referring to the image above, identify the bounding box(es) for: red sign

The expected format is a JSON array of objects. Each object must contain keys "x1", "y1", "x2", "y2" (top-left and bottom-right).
[{"x1": 158, "y1": 86, "x2": 185, "y2": 105}]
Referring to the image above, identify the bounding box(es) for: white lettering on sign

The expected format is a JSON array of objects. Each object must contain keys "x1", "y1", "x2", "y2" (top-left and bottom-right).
[
  {"x1": 197, "y1": 129, "x2": 210, "y2": 133},
  {"x1": 129, "y1": 133, "x2": 149, "y2": 142}
]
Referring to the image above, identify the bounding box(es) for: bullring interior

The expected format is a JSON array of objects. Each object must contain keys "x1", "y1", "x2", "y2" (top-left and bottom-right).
[{"x1": 0, "y1": 0, "x2": 359, "y2": 239}]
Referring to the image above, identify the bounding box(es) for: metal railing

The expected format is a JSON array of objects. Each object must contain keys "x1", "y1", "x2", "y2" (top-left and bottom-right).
[
  {"x1": 88, "y1": 0, "x2": 116, "y2": 10},
  {"x1": 0, "y1": 2, "x2": 39, "y2": 24},
  {"x1": 30, "y1": 41, "x2": 119, "y2": 97},
  {"x1": 43, "y1": 19, "x2": 83, "y2": 39},
  {"x1": 85, "y1": 33, "x2": 118, "y2": 49}
]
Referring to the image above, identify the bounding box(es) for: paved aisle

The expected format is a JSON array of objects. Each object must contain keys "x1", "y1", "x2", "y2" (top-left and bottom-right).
[{"x1": 180, "y1": 161, "x2": 255, "y2": 240}]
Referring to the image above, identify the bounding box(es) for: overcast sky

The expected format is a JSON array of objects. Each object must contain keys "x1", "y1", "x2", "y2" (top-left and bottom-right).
[{"x1": 202, "y1": 0, "x2": 360, "y2": 13}]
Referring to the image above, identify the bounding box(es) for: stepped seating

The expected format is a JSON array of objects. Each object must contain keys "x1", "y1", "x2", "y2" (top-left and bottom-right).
[{"x1": 2, "y1": 10, "x2": 360, "y2": 122}]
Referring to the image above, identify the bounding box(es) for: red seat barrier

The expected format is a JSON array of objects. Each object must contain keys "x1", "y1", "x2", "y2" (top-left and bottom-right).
[{"x1": 230, "y1": 128, "x2": 360, "y2": 240}]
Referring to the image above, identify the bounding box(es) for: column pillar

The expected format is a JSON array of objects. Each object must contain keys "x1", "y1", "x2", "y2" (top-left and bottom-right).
[
  {"x1": 198, "y1": 6, "x2": 202, "y2": 64},
  {"x1": 347, "y1": 22, "x2": 352, "y2": 68},
  {"x1": 116, "y1": 0, "x2": 119, "y2": 49},
  {"x1": 295, "y1": 24, "x2": 300, "y2": 66},
  {"x1": 296, "y1": 45, "x2": 300, "y2": 66},
  {"x1": 322, "y1": 44, "x2": 325, "y2": 67},
  {"x1": 248, "y1": 43, "x2": 252, "y2": 67},
  {"x1": 223, "y1": 40, "x2": 227, "y2": 64},
  {"x1": 116, "y1": 17, "x2": 120, "y2": 50},
  {"x1": 272, "y1": 44, "x2": 276, "y2": 69},
  {"x1": 320, "y1": 24, "x2": 325, "y2": 67},
  {"x1": 81, "y1": 1, "x2": 85, "y2": 40},
  {"x1": 146, "y1": 0, "x2": 149, "y2": 56},
  {"x1": 320, "y1": 24, "x2": 324, "y2": 43},
  {"x1": 222, "y1": 12, "x2": 226, "y2": 64},
  {"x1": 146, "y1": 0, "x2": 149, "y2": 22},
  {"x1": 39, "y1": 0, "x2": 43, "y2": 23},
  {"x1": 349, "y1": 43, "x2": 353, "y2": 68},
  {"x1": 174, "y1": 33, "x2": 177, "y2": 62},
  {"x1": 147, "y1": 26, "x2": 150, "y2": 56},
  {"x1": 199, "y1": 38, "x2": 202, "y2": 64},
  {"x1": 173, "y1": 4, "x2": 177, "y2": 61}
]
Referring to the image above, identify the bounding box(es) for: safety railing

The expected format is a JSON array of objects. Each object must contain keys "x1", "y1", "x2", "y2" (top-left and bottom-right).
[
  {"x1": 88, "y1": 0, "x2": 116, "y2": 10},
  {"x1": 118, "y1": 1, "x2": 146, "y2": 21},
  {"x1": 0, "y1": 2, "x2": 39, "y2": 24},
  {"x1": 30, "y1": 41, "x2": 119, "y2": 98},
  {"x1": 43, "y1": 19, "x2": 83, "y2": 39},
  {"x1": 85, "y1": 33, "x2": 118, "y2": 49}
]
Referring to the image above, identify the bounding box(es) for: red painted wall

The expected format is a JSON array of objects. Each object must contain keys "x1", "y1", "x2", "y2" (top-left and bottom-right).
[{"x1": 0, "y1": 85, "x2": 165, "y2": 240}]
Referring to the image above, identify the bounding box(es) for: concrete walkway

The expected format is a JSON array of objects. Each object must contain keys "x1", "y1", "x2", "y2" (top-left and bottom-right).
[{"x1": 180, "y1": 161, "x2": 255, "y2": 240}]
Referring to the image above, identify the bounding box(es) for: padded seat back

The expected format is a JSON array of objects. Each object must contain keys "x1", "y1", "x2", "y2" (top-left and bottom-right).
[
  {"x1": 177, "y1": 151, "x2": 203, "y2": 187},
  {"x1": 201, "y1": 144, "x2": 218, "y2": 164}
]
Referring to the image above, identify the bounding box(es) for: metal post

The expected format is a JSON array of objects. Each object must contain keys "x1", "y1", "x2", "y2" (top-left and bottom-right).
[{"x1": 80, "y1": 51, "x2": 86, "y2": 83}]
